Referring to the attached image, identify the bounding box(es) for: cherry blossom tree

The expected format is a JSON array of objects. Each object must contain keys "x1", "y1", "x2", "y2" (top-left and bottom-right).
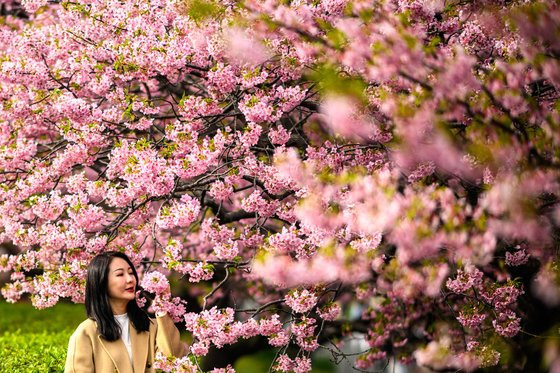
[{"x1": 1, "y1": 0, "x2": 559, "y2": 371}]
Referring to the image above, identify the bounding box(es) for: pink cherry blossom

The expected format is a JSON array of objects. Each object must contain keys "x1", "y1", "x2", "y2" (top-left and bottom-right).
[
  {"x1": 285, "y1": 289, "x2": 318, "y2": 314},
  {"x1": 1, "y1": 0, "x2": 559, "y2": 371}
]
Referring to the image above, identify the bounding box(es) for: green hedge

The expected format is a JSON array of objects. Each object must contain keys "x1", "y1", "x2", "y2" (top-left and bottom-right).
[
  {"x1": 0, "y1": 301, "x2": 85, "y2": 373},
  {"x1": 0, "y1": 330, "x2": 71, "y2": 372}
]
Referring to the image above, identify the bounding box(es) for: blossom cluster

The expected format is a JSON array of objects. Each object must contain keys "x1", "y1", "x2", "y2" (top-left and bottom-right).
[{"x1": 447, "y1": 266, "x2": 523, "y2": 338}]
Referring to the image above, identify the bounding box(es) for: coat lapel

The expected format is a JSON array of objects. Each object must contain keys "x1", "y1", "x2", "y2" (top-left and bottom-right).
[
  {"x1": 131, "y1": 323, "x2": 149, "y2": 373},
  {"x1": 97, "y1": 335, "x2": 134, "y2": 373}
]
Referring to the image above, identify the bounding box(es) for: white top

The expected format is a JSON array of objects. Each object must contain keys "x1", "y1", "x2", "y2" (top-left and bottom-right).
[{"x1": 114, "y1": 313, "x2": 133, "y2": 364}]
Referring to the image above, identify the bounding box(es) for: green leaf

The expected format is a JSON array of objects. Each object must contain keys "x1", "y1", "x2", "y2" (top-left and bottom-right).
[
  {"x1": 307, "y1": 64, "x2": 368, "y2": 103},
  {"x1": 183, "y1": 0, "x2": 225, "y2": 23}
]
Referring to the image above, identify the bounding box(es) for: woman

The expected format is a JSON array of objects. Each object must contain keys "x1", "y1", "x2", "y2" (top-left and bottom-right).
[{"x1": 65, "y1": 251, "x2": 187, "y2": 373}]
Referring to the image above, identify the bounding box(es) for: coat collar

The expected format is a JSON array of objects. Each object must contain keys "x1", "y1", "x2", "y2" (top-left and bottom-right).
[{"x1": 97, "y1": 321, "x2": 149, "y2": 373}]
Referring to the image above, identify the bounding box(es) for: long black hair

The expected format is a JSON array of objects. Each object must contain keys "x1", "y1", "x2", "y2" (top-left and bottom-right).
[{"x1": 85, "y1": 251, "x2": 150, "y2": 341}]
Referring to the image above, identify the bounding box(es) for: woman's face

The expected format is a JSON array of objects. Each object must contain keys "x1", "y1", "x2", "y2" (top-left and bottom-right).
[{"x1": 107, "y1": 257, "x2": 137, "y2": 303}]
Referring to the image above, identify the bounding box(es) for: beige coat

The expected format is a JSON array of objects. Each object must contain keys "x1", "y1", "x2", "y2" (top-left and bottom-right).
[{"x1": 64, "y1": 315, "x2": 187, "y2": 373}]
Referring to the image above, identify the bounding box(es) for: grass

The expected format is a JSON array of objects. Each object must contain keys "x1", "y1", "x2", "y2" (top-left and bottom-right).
[{"x1": 0, "y1": 301, "x2": 86, "y2": 334}]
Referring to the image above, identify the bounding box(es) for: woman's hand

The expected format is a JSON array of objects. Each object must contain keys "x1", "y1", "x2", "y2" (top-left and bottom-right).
[{"x1": 162, "y1": 281, "x2": 171, "y2": 296}]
